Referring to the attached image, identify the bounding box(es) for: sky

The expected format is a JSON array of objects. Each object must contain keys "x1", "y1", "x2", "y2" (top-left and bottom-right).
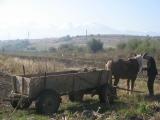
[{"x1": 0, "y1": 0, "x2": 160, "y2": 40}]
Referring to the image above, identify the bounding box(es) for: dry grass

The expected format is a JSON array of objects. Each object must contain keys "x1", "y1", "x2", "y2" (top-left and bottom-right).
[{"x1": 0, "y1": 55, "x2": 66, "y2": 75}]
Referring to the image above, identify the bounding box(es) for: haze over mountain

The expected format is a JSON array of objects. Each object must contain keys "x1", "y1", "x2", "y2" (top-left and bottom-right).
[{"x1": 0, "y1": 22, "x2": 159, "y2": 40}]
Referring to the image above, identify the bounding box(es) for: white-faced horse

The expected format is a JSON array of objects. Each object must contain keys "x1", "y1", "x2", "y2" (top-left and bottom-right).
[{"x1": 105, "y1": 54, "x2": 143, "y2": 94}]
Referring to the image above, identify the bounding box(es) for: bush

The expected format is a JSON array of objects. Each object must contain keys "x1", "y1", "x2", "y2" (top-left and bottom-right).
[
  {"x1": 61, "y1": 35, "x2": 72, "y2": 41},
  {"x1": 58, "y1": 44, "x2": 86, "y2": 53},
  {"x1": 117, "y1": 43, "x2": 126, "y2": 50},
  {"x1": 117, "y1": 38, "x2": 160, "y2": 54},
  {"x1": 127, "y1": 39, "x2": 142, "y2": 51},
  {"x1": 58, "y1": 44, "x2": 75, "y2": 51},
  {"x1": 87, "y1": 38, "x2": 103, "y2": 53},
  {"x1": 27, "y1": 47, "x2": 37, "y2": 51},
  {"x1": 49, "y1": 47, "x2": 57, "y2": 52}
]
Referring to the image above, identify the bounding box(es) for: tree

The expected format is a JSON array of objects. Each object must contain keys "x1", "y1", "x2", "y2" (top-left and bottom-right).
[
  {"x1": 49, "y1": 47, "x2": 57, "y2": 52},
  {"x1": 87, "y1": 38, "x2": 103, "y2": 53},
  {"x1": 117, "y1": 43, "x2": 126, "y2": 50},
  {"x1": 61, "y1": 35, "x2": 71, "y2": 41},
  {"x1": 58, "y1": 44, "x2": 74, "y2": 51},
  {"x1": 127, "y1": 39, "x2": 142, "y2": 51}
]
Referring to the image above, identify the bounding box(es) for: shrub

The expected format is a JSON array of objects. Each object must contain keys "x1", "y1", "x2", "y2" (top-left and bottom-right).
[
  {"x1": 87, "y1": 38, "x2": 103, "y2": 53},
  {"x1": 117, "y1": 43, "x2": 126, "y2": 50},
  {"x1": 61, "y1": 35, "x2": 72, "y2": 41},
  {"x1": 48, "y1": 47, "x2": 57, "y2": 52},
  {"x1": 58, "y1": 44, "x2": 86, "y2": 53},
  {"x1": 58, "y1": 44, "x2": 75, "y2": 51},
  {"x1": 127, "y1": 39, "x2": 142, "y2": 51},
  {"x1": 27, "y1": 47, "x2": 37, "y2": 51},
  {"x1": 117, "y1": 38, "x2": 160, "y2": 54}
]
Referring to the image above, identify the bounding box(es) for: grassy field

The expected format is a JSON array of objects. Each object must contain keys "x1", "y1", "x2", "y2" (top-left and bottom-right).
[
  {"x1": 0, "y1": 54, "x2": 160, "y2": 120},
  {"x1": 1, "y1": 81, "x2": 160, "y2": 120}
]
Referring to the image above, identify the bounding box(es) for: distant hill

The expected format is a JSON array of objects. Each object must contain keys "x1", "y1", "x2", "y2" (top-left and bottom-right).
[
  {"x1": 0, "y1": 34, "x2": 160, "y2": 51},
  {"x1": 29, "y1": 34, "x2": 160, "y2": 50}
]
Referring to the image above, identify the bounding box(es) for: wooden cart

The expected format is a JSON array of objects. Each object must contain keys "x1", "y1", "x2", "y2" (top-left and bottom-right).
[{"x1": 10, "y1": 69, "x2": 115, "y2": 114}]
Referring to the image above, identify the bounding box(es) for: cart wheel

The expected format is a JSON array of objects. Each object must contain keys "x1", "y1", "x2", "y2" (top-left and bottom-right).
[
  {"x1": 69, "y1": 92, "x2": 83, "y2": 102},
  {"x1": 99, "y1": 85, "x2": 115, "y2": 104},
  {"x1": 10, "y1": 99, "x2": 32, "y2": 109},
  {"x1": 35, "y1": 90, "x2": 60, "y2": 115}
]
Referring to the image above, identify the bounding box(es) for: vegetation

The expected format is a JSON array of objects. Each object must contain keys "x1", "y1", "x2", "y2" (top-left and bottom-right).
[
  {"x1": 87, "y1": 38, "x2": 103, "y2": 53},
  {"x1": 0, "y1": 35, "x2": 159, "y2": 54},
  {"x1": 0, "y1": 35, "x2": 160, "y2": 120},
  {"x1": 0, "y1": 40, "x2": 31, "y2": 52},
  {"x1": 1, "y1": 78, "x2": 160, "y2": 120},
  {"x1": 0, "y1": 55, "x2": 65, "y2": 74},
  {"x1": 116, "y1": 39, "x2": 160, "y2": 54},
  {"x1": 48, "y1": 47, "x2": 57, "y2": 52},
  {"x1": 0, "y1": 53, "x2": 160, "y2": 119},
  {"x1": 60, "y1": 35, "x2": 72, "y2": 41},
  {"x1": 117, "y1": 43, "x2": 126, "y2": 50},
  {"x1": 58, "y1": 44, "x2": 87, "y2": 53},
  {"x1": 27, "y1": 46, "x2": 37, "y2": 51}
]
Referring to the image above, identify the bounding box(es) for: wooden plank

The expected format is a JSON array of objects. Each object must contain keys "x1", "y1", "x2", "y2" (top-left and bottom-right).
[
  {"x1": 14, "y1": 70, "x2": 111, "y2": 98},
  {"x1": 12, "y1": 76, "x2": 17, "y2": 93},
  {"x1": 31, "y1": 70, "x2": 103, "y2": 79}
]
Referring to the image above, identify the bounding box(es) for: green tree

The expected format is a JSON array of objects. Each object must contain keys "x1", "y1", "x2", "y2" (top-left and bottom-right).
[
  {"x1": 49, "y1": 47, "x2": 57, "y2": 52},
  {"x1": 87, "y1": 38, "x2": 103, "y2": 53}
]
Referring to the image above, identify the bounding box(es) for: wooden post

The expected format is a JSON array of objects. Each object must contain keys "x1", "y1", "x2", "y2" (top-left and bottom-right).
[
  {"x1": 12, "y1": 76, "x2": 17, "y2": 93},
  {"x1": 53, "y1": 59, "x2": 56, "y2": 72},
  {"x1": 23, "y1": 65, "x2": 26, "y2": 76},
  {"x1": 44, "y1": 72, "x2": 47, "y2": 88}
]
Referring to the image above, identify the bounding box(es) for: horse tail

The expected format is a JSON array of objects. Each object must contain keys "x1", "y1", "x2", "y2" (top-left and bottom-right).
[{"x1": 105, "y1": 59, "x2": 113, "y2": 71}]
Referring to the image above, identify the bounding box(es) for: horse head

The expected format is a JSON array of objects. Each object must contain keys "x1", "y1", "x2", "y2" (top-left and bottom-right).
[
  {"x1": 105, "y1": 60, "x2": 113, "y2": 71},
  {"x1": 133, "y1": 54, "x2": 144, "y2": 73}
]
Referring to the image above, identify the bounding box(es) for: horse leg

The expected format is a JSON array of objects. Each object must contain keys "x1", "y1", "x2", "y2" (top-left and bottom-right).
[
  {"x1": 131, "y1": 79, "x2": 136, "y2": 94},
  {"x1": 127, "y1": 79, "x2": 130, "y2": 95},
  {"x1": 113, "y1": 77, "x2": 119, "y2": 97}
]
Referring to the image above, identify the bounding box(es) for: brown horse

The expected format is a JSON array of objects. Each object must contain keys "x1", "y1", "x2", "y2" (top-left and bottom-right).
[{"x1": 105, "y1": 54, "x2": 143, "y2": 94}]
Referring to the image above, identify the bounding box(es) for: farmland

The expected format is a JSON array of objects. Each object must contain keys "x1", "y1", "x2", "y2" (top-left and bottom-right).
[
  {"x1": 0, "y1": 36, "x2": 160, "y2": 120},
  {"x1": 1, "y1": 0, "x2": 160, "y2": 119},
  {"x1": 0, "y1": 51, "x2": 160, "y2": 120}
]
